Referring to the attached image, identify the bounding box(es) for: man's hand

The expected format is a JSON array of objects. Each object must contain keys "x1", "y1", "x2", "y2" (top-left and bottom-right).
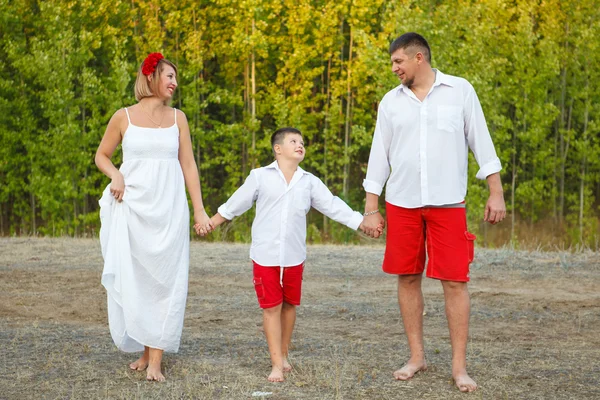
[
  {"x1": 484, "y1": 193, "x2": 506, "y2": 224},
  {"x1": 361, "y1": 212, "x2": 385, "y2": 238},
  {"x1": 484, "y1": 173, "x2": 506, "y2": 224}
]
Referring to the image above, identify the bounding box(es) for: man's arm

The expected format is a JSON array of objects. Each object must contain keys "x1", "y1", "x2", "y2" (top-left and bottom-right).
[
  {"x1": 463, "y1": 82, "x2": 505, "y2": 224},
  {"x1": 363, "y1": 193, "x2": 385, "y2": 238},
  {"x1": 464, "y1": 83, "x2": 502, "y2": 180},
  {"x1": 362, "y1": 101, "x2": 392, "y2": 238}
]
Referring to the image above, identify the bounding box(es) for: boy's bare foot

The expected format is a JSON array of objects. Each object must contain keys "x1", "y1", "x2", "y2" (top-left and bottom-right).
[
  {"x1": 146, "y1": 364, "x2": 165, "y2": 382},
  {"x1": 453, "y1": 371, "x2": 477, "y2": 392},
  {"x1": 282, "y1": 357, "x2": 292, "y2": 373},
  {"x1": 129, "y1": 355, "x2": 149, "y2": 371},
  {"x1": 268, "y1": 366, "x2": 284, "y2": 382},
  {"x1": 393, "y1": 360, "x2": 427, "y2": 380}
]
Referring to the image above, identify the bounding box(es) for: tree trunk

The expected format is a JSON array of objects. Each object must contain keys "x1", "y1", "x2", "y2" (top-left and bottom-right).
[
  {"x1": 30, "y1": 192, "x2": 36, "y2": 235},
  {"x1": 323, "y1": 57, "x2": 332, "y2": 236},
  {"x1": 511, "y1": 133, "x2": 516, "y2": 244},
  {"x1": 579, "y1": 83, "x2": 590, "y2": 245},
  {"x1": 343, "y1": 27, "x2": 353, "y2": 198},
  {"x1": 251, "y1": 18, "x2": 256, "y2": 170},
  {"x1": 559, "y1": 99, "x2": 573, "y2": 224},
  {"x1": 132, "y1": 0, "x2": 139, "y2": 56},
  {"x1": 557, "y1": 24, "x2": 569, "y2": 225}
]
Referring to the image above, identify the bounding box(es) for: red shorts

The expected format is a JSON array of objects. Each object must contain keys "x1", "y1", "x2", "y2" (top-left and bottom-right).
[
  {"x1": 252, "y1": 261, "x2": 304, "y2": 309},
  {"x1": 382, "y1": 202, "x2": 476, "y2": 282}
]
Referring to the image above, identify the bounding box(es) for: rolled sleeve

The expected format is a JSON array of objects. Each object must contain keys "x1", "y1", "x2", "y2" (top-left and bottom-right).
[
  {"x1": 475, "y1": 157, "x2": 502, "y2": 180},
  {"x1": 362, "y1": 179, "x2": 384, "y2": 196},
  {"x1": 217, "y1": 204, "x2": 236, "y2": 220}
]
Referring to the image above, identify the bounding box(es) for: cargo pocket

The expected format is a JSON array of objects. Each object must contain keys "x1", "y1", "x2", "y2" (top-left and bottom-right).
[
  {"x1": 465, "y1": 231, "x2": 476, "y2": 263},
  {"x1": 253, "y1": 277, "x2": 265, "y2": 300}
]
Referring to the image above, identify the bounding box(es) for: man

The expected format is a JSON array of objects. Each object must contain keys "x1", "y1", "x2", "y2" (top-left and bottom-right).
[{"x1": 361, "y1": 32, "x2": 506, "y2": 393}]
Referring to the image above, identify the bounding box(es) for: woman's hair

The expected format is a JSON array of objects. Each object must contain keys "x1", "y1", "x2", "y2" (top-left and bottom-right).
[{"x1": 134, "y1": 57, "x2": 178, "y2": 102}]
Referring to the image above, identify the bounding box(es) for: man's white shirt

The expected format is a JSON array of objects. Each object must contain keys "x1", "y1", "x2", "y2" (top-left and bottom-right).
[
  {"x1": 218, "y1": 161, "x2": 363, "y2": 267},
  {"x1": 363, "y1": 69, "x2": 502, "y2": 208}
]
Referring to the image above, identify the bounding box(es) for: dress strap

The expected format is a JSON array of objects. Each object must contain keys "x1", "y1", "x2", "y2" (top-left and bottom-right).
[
  {"x1": 124, "y1": 108, "x2": 131, "y2": 124},
  {"x1": 174, "y1": 108, "x2": 177, "y2": 124}
]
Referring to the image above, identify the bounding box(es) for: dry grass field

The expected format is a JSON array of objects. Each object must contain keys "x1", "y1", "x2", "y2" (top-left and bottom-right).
[{"x1": 1, "y1": 237, "x2": 599, "y2": 399}]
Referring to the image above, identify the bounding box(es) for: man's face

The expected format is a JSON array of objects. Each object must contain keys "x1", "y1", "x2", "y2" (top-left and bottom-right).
[{"x1": 391, "y1": 48, "x2": 419, "y2": 88}]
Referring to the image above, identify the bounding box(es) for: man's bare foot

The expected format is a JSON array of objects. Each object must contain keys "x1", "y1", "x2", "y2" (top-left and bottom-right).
[
  {"x1": 268, "y1": 366, "x2": 284, "y2": 382},
  {"x1": 453, "y1": 371, "x2": 477, "y2": 392},
  {"x1": 282, "y1": 357, "x2": 292, "y2": 373},
  {"x1": 393, "y1": 360, "x2": 427, "y2": 380},
  {"x1": 129, "y1": 355, "x2": 149, "y2": 371},
  {"x1": 146, "y1": 364, "x2": 165, "y2": 382}
]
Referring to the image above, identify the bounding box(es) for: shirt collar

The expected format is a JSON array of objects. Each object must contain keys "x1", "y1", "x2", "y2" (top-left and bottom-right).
[
  {"x1": 396, "y1": 68, "x2": 453, "y2": 94},
  {"x1": 433, "y1": 69, "x2": 454, "y2": 88},
  {"x1": 267, "y1": 160, "x2": 308, "y2": 175},
  {"x1": 270, "y1": 160, "x2": 308, "y2": 190}
]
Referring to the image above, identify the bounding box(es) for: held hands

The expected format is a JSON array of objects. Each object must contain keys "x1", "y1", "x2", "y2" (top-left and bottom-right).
[
  {"x1": 484, "y1": 193, "x2": 506, "y2": 224},
  {"x1": 109, "y1": 172, "x2": 125, "y2": 202},
  {"x1": 360, "y1": 212, "x2": 385, "y2": 239},
  {"x1": 193, "y1": 210, "x2": 214, "y2": 236}
]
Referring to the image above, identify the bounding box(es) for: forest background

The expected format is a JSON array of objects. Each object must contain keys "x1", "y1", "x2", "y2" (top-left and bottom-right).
[{"x1": 1, "y1": 0, "x2": 599, "y2": 249}]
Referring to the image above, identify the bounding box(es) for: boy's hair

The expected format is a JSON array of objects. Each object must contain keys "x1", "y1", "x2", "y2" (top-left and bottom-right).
[
  {"x1": 389, "y1": 32, "x2": 432, "y2": 64},
  {"x1": 134, "y1": 58, "x2": 178, "y2": 102},
  {"x1": 271, "y1": 127, "x2": 302, "y2": 153}
]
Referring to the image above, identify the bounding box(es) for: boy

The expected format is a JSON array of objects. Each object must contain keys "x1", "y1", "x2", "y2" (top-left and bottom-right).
[{"x1": 196, "y1": 127, "x2": 380, "y2": 382}]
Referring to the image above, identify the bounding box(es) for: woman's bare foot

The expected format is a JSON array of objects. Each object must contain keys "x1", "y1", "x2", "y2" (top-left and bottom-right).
[
  {"x1": 282, "y1": 357, "x2": 292, "y2": 373},
  {"x1": 393, "y1": 360, "x2": 427, "y2": 380},
  {"x1": 129, "y1": 355, "x2": 149, "y2": 371},
  {"x1": 268, "y1": 366, "x2": 284, "y2": 382},
  {"x1": 146, "y1": 363, "x2": 165, "y2": 382},
  {"x1": 453, "y1": 371, "x2": 477, "y2": 392}
]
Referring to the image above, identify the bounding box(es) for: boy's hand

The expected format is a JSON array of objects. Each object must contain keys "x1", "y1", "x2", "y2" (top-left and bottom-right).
[
  {"x1": 359, "y1": 220, "x2": 385, "y2": 238},
  {"x1": 194, "y1": 222, "x2": 213, "y2": 236}
]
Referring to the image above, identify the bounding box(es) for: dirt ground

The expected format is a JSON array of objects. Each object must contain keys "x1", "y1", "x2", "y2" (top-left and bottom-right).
[{"x1": 0, "y1": 237, "x2": 599, "y2": 399}]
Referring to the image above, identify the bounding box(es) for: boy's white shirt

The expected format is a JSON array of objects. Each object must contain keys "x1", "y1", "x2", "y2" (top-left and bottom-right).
[{"x1": 218, "y1": 160, "x2": 363, "y2": 267}]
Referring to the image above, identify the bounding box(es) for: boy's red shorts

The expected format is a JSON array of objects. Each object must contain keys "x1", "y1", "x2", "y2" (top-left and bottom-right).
[
  {"x1": 252, "y1": 261, "x2": 304, "y2": 309},
  {"x1": 382, "y1": 202, "x2": 476, "y2": 282}
]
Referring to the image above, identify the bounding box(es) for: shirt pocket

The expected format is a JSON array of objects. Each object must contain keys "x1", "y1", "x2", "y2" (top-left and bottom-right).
[
  {"x1": 437, "y1": 105, "x2": 463, "y2": 133},
  {"x1": 293, "y1": 188, "x2": 311, "y2": 214}
]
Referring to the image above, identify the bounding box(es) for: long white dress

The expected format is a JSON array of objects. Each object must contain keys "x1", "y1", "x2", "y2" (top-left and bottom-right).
[{"x1": 99, "y1": 108, "x2": 189, "y2": 353}]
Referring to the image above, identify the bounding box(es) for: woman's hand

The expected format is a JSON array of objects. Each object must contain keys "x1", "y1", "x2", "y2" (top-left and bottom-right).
[
  {"x1": 110, "y1": 172, "x2": 125, "y2": 202},
  {"x1": 194, "y1": 210, "x2": 214, "y2": 236}
]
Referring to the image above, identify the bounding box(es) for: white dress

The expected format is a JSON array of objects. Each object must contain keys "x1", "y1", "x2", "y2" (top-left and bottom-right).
[{"x1": 99, "y1": 108, "x2": 190, "y2": 353}]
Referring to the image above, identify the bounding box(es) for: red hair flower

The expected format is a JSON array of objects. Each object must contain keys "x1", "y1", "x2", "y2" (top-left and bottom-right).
[{"x1": 141, "y1": 52, "x2": 164, "y2": 76}]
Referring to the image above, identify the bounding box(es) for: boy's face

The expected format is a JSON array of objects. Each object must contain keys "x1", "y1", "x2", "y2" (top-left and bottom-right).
[{"x1": 275, "y1": 133, "x2": 305, "y2": 162}]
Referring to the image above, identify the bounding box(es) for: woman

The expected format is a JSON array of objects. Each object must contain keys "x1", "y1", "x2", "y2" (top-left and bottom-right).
[{"x1": 95, "y1": 53, "x2": 212, "y2": 381}]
